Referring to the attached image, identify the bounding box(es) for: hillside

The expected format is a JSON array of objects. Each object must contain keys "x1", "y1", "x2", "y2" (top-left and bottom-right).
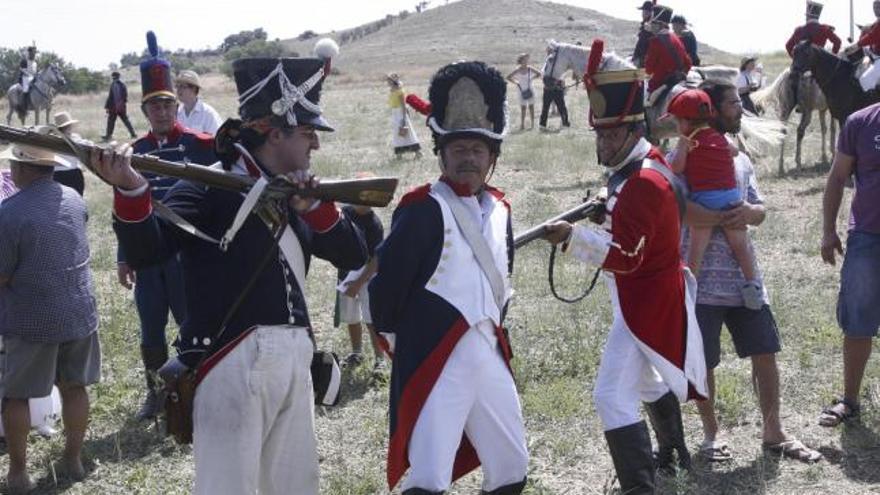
[{"x1": 282, "y1": 0, "x2": 737, "y2": 81}]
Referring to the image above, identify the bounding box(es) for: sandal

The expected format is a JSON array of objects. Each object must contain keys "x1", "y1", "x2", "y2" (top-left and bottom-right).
[
  {"x1": 818, "y1": 398, "x2": 860, "y2": 427},
  {"x1": 698, "y1": 439, "x2": 733, "y2": 462},
  {"x1": 762, "y1": 438, "x2": 823, "y2": 463}
]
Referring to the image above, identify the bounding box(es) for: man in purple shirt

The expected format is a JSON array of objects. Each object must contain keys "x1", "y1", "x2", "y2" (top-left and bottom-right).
[{"x1": 819, "y1": 102, "x2": 880, "y2": 426}]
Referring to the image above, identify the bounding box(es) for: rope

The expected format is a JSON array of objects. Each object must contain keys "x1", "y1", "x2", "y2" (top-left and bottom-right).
[{"x1": 548, "y1": 244, "x2": 602, "y2": 304}]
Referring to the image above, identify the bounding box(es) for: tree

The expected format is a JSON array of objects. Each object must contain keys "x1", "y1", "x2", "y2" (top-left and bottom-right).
[
  {"x1": 297, "y1": 30, "x2": 318, "y2": 41},
  {"x1": 220, "y1": 28, "x2": 268, "y2": 53}
]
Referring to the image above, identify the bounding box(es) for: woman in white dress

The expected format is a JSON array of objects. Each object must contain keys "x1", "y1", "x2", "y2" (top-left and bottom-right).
[
  {"x1": 506, "y1": 53, "x2": 542, "y2": 130},
  {"x1": 387, "y1": 73, "x2": 422, "y2": 159}
]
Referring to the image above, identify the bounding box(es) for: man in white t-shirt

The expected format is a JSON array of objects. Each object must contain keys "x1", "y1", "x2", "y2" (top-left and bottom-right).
[{"x1": 175, "y1": 70, "x2": 223, "y2": 134}]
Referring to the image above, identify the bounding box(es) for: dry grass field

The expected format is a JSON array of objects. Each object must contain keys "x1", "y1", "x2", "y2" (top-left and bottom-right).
[{"x1": 2, "y1": 0, "x2": 880, "y2": 493}]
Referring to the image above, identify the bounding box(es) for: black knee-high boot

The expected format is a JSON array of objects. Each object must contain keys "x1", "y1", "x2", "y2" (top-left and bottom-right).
[
  {"x1": 481, "y1": 477, "x2": 527, "y2": 494},
  {"x1": 605, "y1": 421, "x2": 655, "y2": 495},
  {"x1": 645, "y1": 391, "x2": 691, "y2": 473}
]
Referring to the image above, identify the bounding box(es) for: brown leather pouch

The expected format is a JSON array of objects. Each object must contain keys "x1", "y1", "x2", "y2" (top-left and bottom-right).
[{"x1": 165, "y1": 370, "x2": 197, "y2": 445}]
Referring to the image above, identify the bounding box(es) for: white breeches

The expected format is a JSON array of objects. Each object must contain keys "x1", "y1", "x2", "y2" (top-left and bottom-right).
[
  {"x1": 403, "y1": 324, "x2": 528, "y2": 492},
  {"x1": 193, "y1": 326, "x2": 318, "y2": 495},
  {"x1": 860, "y1": 60, "x2": 880, "y2": 92},
  {"x1": 593, "y1": 319, "x2": 671, "y2": 431}
]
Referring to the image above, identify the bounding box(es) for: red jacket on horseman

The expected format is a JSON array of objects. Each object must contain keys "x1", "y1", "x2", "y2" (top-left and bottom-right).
[
  {"x1": 785, "y1": 1, "x2": 841, "y2": 56},
  {"x1": 643, "y1": 4, "x2": 692, "y2": 93}
]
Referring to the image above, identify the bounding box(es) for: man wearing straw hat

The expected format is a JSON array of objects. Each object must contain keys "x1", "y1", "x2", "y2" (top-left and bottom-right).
[
  {"x1": 0, "y1": 143, "x2": 101, "y2": 493},
  {"x1": 51, "y1": 111, "x2": 87, "y2": 196},
  {"x1": 175, "y1": 70, "x2": 223, "y2": 134}
]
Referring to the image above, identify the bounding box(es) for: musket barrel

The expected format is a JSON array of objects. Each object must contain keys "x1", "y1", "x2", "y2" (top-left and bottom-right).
[
  {"x1": 513, "y1": 201, "x2": 600, "y2": 249},
  {"x1": 0, "y1": 124, "x2": 398, "y2": 207}
]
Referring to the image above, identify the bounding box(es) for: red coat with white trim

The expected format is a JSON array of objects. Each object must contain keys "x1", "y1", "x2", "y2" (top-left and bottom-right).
[
  {"x1": 785, "y1": 22, "x2": 841, "y2": 56},
  {"x1": 645, "y1": 32, "x2": 692, "y2": 92},
  {"x1": 369, "y1": 179, "x2": 515, "y2": 490},
  {"x1": 568, "y1": 143, "x2": 706, "y2": 400}
]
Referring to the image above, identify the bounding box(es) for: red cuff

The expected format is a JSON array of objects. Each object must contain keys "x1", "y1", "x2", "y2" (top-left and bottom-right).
[
  {"x1": 113, "y1": 187, "x2": 153, "y2": 222},
  {"x1": 300, "y1": 201, "x2": 340, "y2": 233}
]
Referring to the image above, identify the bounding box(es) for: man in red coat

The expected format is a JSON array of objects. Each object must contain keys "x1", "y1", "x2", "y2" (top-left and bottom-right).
[
  {"x1": 850, "y1": 0, "x2": 880, "y2": 91},
  {"x1": 785, "y1": 1, "x2": 841, "y2": 57},
  {"x1": 542, "y1": 40, "x2": 707, "y2": 495},
  {"x1": 644, "y1": 4, "x2": 692, "y2": 105},
  {"x1": 785, "y1": 2, "x2": 841, "y2": 107}
]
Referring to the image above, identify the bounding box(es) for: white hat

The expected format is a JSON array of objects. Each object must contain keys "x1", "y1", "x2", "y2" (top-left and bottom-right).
[
  {"x1": 53, "y1": 111, "x2": 79, "y2": 129},
  {"x1": 0, "y1": 143, "x2": 72, "y2": 169}
]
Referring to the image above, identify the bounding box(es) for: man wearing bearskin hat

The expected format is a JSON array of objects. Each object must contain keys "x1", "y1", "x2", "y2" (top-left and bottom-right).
[
  {"x1": 542, "y1": 41, "x2": 707, "y2": 494},
  {"x1": 91, "y1": 36, "x2": 367, "y2": 494},
  {"x1": 643, "y1": 4, "x2": 692, "y2": 106},
  {"x1": 115, "y1": 32, "x2": 218, "y2": 423},
  {"x1": 370, "y1": 61, "x2": 529, "y2": 494}
]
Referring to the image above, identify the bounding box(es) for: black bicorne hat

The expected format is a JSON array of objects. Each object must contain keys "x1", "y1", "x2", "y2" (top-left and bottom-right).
[
  {"x1": 651, "y1": 4, "x2": 674, "y2": 24},
  {"x1": 427, "y1": 61, "x2": 507, "y2": 146},
  {"x1": 637, "y1": 1, "x2": 654, "y2": 10},
  {"x1": 584, "y1": 39, "x2": 646, "y2": 129}
]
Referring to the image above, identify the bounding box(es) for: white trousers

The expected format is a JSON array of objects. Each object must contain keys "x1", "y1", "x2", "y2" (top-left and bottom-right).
[
  {"x1": 402, "y1": 325, "x2": 529, "y2": 492},
  {"x1": 860, "y1": 60, "x2": 880, "y2": 91},
  {"x1": 193, "y1": 326, "x2": 318, "y2": 495},
  {"x1": 593, "y1": 319, "x2": 671, "y2": 431}
]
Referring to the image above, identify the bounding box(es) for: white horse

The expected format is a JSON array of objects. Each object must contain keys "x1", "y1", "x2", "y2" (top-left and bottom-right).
[
  {"x1": 751, "y1": 68, "x2": 834, "y2": 174},
  {"x1": 6, "y1": 64, "x2": 66, "y2": 126},
  {"x1": 545, "y1": 40, "x2": 784, "y2": 154}
]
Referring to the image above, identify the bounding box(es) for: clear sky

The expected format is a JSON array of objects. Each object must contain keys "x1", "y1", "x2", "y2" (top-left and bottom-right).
[{"x1": 4, "y1": 0, "x2": 876, "y2": 70}]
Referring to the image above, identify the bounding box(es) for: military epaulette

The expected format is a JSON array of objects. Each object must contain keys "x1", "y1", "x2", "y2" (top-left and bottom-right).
[{"x1": 398, "y1": 183, "x2": 432, "y2": 208}]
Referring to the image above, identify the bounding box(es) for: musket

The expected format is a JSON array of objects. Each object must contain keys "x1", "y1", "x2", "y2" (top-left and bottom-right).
[
  {"x1": 513, "y1": 197, "x2": 603, "y2": 249},
  {"x1": 0, "y1": 124, "x2": 398, "y2": 207}
]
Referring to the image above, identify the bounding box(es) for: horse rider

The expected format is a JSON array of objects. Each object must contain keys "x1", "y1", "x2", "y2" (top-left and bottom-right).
[
  {"x1": 632, "y1": 1, "x2": 655, "y2": 68},
  {"x1": 644, "y1": 4, "x2": 692, "y2": 107},
  {"x1": 542, "y1": 39, "x2": 707, "y2": 494},
  {"x1": 785, "y1": 1, "x2": 841, "y2": 106},
  {"x1": 846, "y1": 0, "x2": 880, "y2": 93},
  {"x1": 17, "y1": 46, "x2": 37, "y2": 111},
  {"x1": 671, "y1": 14, "x2": 700, "y2": 67}
]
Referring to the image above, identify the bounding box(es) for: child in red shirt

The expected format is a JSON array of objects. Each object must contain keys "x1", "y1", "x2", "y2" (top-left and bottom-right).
[{"x1": 667, "y1": 89, "x2": 762, "y2": 309}]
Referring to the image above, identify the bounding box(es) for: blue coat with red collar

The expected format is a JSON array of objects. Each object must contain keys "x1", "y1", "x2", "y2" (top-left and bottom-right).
[
  {"x1": 369, "y1": 179, "x2": 515, "y2": 489},
  {"x1": 131, "y1": 121, "x2": 217, "y2": 201},
  {"x1": 112, "y1": 154, "x2": 367, "y2": 368}
]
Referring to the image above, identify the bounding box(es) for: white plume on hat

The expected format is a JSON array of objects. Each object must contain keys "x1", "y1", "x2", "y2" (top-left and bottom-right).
[{"x1": 314, "y1": 38, "x2": 340, "y2": 60}]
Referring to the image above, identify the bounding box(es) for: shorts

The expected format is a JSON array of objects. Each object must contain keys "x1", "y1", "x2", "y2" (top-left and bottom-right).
[
  {"x1": 690, "y1": 187, "x2": 742, "y2": 211},
  {"x1": 837, "y1": 230, "x2": 880, "y2": 337},
  {"x1": 696, "y1": 304, "x2": 781, "y2": 369},
  {"x1": 338, "y1": 284, "x2": 372, "y2": 325},
  {"x1": 0, "y1": 332, "x2": 101, "y2": 399}
]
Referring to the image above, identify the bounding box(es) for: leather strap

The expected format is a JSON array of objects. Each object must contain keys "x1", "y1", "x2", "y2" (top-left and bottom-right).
[
  {"x1": 606, "y1": 158, "x2": 686, "y2": 221},
  {"x1": 432, "y1": 182, "x2": 507, "y2": 312}
]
